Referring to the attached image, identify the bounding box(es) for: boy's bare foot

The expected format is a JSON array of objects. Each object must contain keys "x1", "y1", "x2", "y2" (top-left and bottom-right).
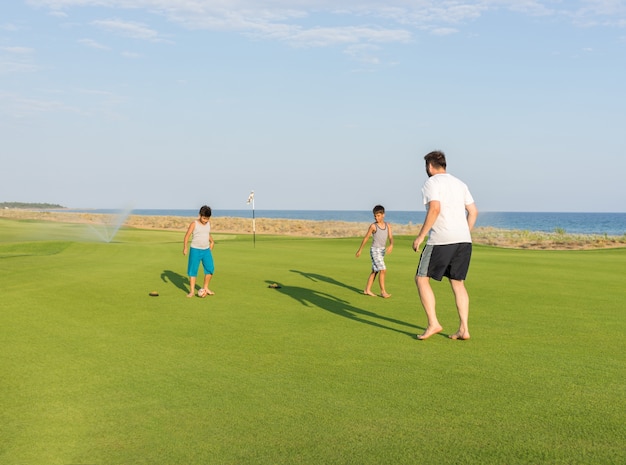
[
  {"x1": 205, "y1": 289, "x2": 215, "y2": 296},
  {"x1": 416, "y1": 325, "x2": 443, "y2": 340},
  {"x1": 363, "y1": 290, "x2": 377, "y2": 297},
  {"x1": 186, "y1": 292, "x2": 194, "y2": 298},
  {"x1": 381, "y1": 293, "x2": 391, "y2": 299},
  {"x1": 449, "y1": 331, "x2": 470, "y2": 340}
]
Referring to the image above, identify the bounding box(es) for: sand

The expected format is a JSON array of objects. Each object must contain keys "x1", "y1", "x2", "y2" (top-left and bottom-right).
[{"x1": 1, "y1": 208, "x2": 624, "y2": 249}]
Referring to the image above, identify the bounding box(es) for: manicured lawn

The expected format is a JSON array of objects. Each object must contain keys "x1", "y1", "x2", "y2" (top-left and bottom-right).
[{"x1": 1, "y1": 218, "x2": 624, "y2": 464}]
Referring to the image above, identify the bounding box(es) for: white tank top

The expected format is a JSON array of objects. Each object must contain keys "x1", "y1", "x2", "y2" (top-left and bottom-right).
[{"x1": 190, "y1": 220, "x2": 211, "y2": 249}]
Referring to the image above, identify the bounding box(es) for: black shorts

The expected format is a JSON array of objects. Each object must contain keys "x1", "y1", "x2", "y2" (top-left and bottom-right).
[{"x1": 416, "y1": 243, "x2": 472, "y2": 281}]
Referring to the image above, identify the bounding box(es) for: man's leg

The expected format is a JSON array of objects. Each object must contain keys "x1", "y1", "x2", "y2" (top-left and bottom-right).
[
  {"x1": 416, "y1": 276, "x2": 442, "y2": 339},
  {"x1": 449, "y1": 279, "x2": 470, "y2": 340}
]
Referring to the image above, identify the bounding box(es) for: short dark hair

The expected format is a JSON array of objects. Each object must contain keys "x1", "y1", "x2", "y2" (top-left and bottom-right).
[
  {"x1": 424, "y1": 150, "x2": 447, "y2": 169},
  {"x1": 199, "y1": 205, "x2": 212, "y2": 217},
  {"x1": 373, "y1": 205, "x2": 385, "y2": 214}
]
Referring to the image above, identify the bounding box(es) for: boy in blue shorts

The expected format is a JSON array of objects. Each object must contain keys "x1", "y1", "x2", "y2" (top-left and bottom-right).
[{"x1": 183, "y1": 205, "x2": 215, "y2": 298}]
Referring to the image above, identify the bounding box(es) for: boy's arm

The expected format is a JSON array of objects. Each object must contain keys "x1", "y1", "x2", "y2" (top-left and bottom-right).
[
  {"x1": 209, "y1": 234, "x2": 215, "y2": 250},
  {"x1": 386, "y1": 223, "x2": 394, "y2": 253},
  {"x1": 183, "y1": 222, "x2": 195, "y2": 255},
  {"x1": 355, "y1": 224, "x2": 375, "y2": 257}
]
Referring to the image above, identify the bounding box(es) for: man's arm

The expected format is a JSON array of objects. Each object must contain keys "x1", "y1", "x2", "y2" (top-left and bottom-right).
[
  {"x1": 412, "y1": 200, "x2": 441, "y2": 251},
  {"x1": 466, "y1": 202, "x2": 478, "y2": 231}
]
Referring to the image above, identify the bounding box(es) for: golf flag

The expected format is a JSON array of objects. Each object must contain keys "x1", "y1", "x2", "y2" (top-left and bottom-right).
[{"x1": 247, "y1": 191, "x2": 256, "y2": 247}]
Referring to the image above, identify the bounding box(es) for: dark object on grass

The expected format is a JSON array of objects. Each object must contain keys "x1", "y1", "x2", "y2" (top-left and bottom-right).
[
  {"x1": 268, "y1": 283, "x2": 281, "y2": 289},
  {"x1": 149, "y1": 291, "x2": 159, "y2": 296}
]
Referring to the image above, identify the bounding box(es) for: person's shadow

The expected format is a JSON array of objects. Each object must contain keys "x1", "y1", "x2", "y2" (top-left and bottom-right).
[
  {"x1": 268, "y1": 276, "x2": 422, "y2": 337},
  {"x1": 161, "y1": 270, "x2": 189, "y2": 294},
  {"x1": 290, "y1": 269, "x2": 362, "y2": 294}
]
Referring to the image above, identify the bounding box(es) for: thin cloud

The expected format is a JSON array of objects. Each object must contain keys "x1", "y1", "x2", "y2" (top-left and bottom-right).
[
  {"x1": 1, "y1": 46, "x2": 35, "y2": 54},
  {"x1": 92, "y1": 18, "x2": 167, "y2": 42},
  {"x1": 428, "y1": 27, "x2": 459, "y2": 36},
  {"x1": 0, "y1": 47, "x2": 37, "y2": 74},
  {"x1": 0, "y1": 60, "x2": 39, "y2": 74},
  {"x1": 343, "y1": 44, "x2": 382, "y2": 65},
  {"x1": 49, "y1": 10, "x2": 68, "y2": 18},
  {"x1": 0, "y1": 91, "x2": 81, "y2": 118},
  {"x1": 1, "y1": 23, "x2": 21, "y2": 32},
  {"x1": 25, "y1": 0, "x2": 626, "y2": 52},
  {"x1": 121, "y1": 51, "x2": 141, "y2": 58},
  {"x1": 0, "y1": 87, "x2": 127, "y2": 120},
  {"x1": 78, "y1": 38, "x2": 111, "y2": 50},
  {"x1": 281, "y1": 26, "x2": 412, "y2": 47}
]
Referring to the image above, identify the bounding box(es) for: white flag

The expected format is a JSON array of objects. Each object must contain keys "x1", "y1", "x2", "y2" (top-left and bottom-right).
[{"x1": 246, "y1": 191, "x2": 255, "y2": 204}]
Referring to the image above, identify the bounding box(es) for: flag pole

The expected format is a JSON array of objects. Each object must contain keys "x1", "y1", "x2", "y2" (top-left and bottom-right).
[
  {"x1": 252, "y1": 195, "x2": 256, "y2": 248},
  {"x1": 247, "y1": 191, "x2": 256, "y2": 247}
]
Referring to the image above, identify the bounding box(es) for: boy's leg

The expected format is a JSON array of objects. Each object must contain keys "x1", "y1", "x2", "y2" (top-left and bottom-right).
[
  {"x1": 449, "y1": 279, "x2": 470, "y2": 340},
  {"x1": 364, "y1": 271, "x2": 377, "y2": 296},
  {"x1": 202, "y1": 274, "x2": 214, "y2": 295},
  {"x1": 415, "y1": 276, "x2": 442, "y2": 339},
  {"x1": 198, "y1": 249, "x2": 215, "y2": 296},
  {"x1": 187, "y1": 276, "x2": 196, "y2": 297},
  {"x1": 187, "y1": 248, "x2": 201, "y2": 297},
  {"x1": 379, "y1": 269, "x2": 391, "y2": 298}
]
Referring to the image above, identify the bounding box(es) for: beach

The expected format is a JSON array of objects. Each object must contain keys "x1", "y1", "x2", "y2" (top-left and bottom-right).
[{"x1": 1, "y1": 208, "x2": 624, "y2": 250}]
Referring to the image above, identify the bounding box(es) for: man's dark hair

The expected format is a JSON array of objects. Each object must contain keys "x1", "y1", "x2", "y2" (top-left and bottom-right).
[
  {"x1": 199, "y1": 205, "x2": 212, "y2": 217},
  {"x1": 373, "y1": 205, "x2": 385, "y2": 215},
  {"x1": 424, "y1": 150, "x2": 447, "y2": 169}
]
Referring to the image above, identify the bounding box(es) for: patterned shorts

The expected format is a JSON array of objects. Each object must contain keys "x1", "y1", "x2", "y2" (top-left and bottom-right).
[{"x1": 370, "y1": 247, "x2": 386, "y2": 272}]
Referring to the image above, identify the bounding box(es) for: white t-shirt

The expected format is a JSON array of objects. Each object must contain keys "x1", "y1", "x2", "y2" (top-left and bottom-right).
[{"x1": 422, "y1": 173, "x2": 474, "y2": 245}]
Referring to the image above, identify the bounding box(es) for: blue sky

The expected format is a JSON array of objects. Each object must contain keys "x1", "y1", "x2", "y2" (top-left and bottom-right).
[{"x1": 1, "y1": 1, "x2": 625, "y2": 212}]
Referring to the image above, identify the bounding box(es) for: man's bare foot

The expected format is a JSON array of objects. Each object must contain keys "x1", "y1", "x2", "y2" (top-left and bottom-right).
[
  {"x1": 205, "y1": 289, "x2": 215, "y2": 296},
  {"x1": 363, "y1": 290, "x2": 377, "y2": 297},
  {"x1": 186, "y1": 292, "x2": 194, "y2": 298},
  {"x1": 448, "y1": 331, "x2": 470, "y2": 340},
  {"x1": 381, "y1": 293, "x2": 391, "y2": 299},
  {"x1": 416, "y1": 325, "x2": 443, "y2": 340}
]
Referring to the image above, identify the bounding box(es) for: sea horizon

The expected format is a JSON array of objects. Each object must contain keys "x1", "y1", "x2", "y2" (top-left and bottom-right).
[{"x1": 55, "y1": 208, "x2": 626, "y2": 237}]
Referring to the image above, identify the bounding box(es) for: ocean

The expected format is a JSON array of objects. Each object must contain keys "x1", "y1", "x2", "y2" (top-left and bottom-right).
[{"x1": 65, "y1": 209, "x2": 626, "y2": 236}]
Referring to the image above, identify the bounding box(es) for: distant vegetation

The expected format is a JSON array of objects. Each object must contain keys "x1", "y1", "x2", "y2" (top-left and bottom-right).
[{"x1": 1, "y1": 202, "x2": 65, "y2": 209}]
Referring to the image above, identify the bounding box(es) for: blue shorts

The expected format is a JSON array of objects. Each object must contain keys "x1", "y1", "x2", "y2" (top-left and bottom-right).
[{"x1": 187, "y1": 247, "x2": 214, "y2": 277}]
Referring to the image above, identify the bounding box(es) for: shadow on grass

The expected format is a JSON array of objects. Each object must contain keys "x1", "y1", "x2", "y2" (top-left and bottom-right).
[
  {"x1": 268, "y1": 276, "x2": 422, "y2": 338},
  {"x1": 290, "y1": 269, "x2": 362, "y2": 294},
  {"x1": 161, "y1": 269, "x2": 189, "y2": 294}
]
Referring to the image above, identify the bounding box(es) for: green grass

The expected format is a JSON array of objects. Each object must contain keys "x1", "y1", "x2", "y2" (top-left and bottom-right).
[{"x1": 1, "y1": 219, "x2": 625, "y2": 464}]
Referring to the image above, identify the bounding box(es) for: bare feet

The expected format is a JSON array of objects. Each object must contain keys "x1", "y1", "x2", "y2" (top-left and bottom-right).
[
  {"x1": 448, "y1": 331, "x2": 470, "y2": 340},
  {"x1": 381, "y1": 293, "x2": 392, "y2": 299},
  {"x1": 416, "y1": 325, "x2": 443, "y2": 340},
  {"x1": 186, "y1": 292, "x2": 194, "y2": 298},
  {"x1": 363, "y1": 290, "x2": 377, "y2": 297},
  {"x1": 198, "y1": 289, "x2": 215, "y2": 298}
]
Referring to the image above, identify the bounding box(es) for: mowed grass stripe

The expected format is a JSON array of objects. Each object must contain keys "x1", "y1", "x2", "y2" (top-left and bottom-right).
[{"x1": 1, "y1": 221, "x2": 625, "y2": 464}]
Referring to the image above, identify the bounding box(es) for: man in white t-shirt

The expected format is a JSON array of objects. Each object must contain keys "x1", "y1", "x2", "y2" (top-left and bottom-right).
[{"x1": 412, "y1": 151, "x2": 478, "y2": 340}]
